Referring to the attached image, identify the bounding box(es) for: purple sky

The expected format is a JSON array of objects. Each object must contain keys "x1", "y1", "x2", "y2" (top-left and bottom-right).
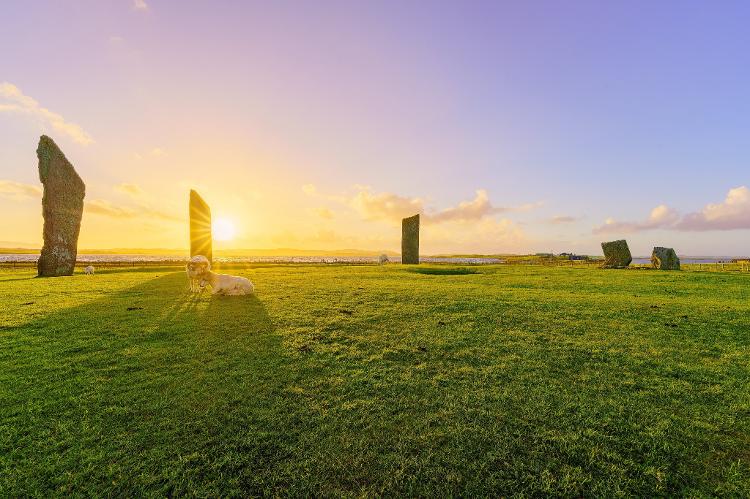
[{"x1": 1, "y1": 1, "x2": 748, "y2": 255}]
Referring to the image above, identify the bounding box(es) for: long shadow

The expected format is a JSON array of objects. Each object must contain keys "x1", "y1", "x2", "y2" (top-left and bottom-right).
[{"x1": 0, "y1": 272, "x2": 309, "y2": 496}]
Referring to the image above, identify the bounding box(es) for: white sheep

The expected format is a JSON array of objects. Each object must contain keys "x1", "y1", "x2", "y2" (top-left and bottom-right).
[
  {"x1": 201, "y1": 270, "x2": 254, "y2": 296},
  {"x1": 378, "y1": 254, "x2": 389, "y2": 265},
  {"x1": 84, "y1": 265, "x2": 95, "y2": 275},
  {"x1": 186, "y1": 255, "x2": 210, "y2": 292}
]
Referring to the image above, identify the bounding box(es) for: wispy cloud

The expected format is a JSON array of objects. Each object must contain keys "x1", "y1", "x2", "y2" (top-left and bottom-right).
[
  {"x1": 0, "y1": 82, "x2": 93, "y2": 145},
  {"x1": 312, "y1": 207, "x2": 335, "y2": 219},
  {"x1": 304, "y1": 184, "x2": 541, "y2": 225},
  {"x1": 0, "y1": 180, "x2": 42, "y2": 200},
  {"x1": 133, "y1": 0, "x2": 149, "y2": 11},
  {"x1": 85, "y1": 199, "x2": 137, "y2": 218},
  {"x1": 548, "y1": 215, "x2": 578, "y2": 224},
  {"x1": 0, "y1": 179, "x2": 179, "y2": 222},
  {"x1": 131, "y1": 148, "x2": 166, "y2": 160},
  {"x1": 593, "y1": 186, "x2": 750, "y2": 234},
  {"x1": 85, "y1": 199, "x2": 181, "y2": 221},
  {"x1": 116, "y1": 183, "x2": 145, "y2": 197}
]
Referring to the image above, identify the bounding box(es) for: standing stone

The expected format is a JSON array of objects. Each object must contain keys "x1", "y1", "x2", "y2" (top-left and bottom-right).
[
  {"x1": 189, "y1": 190, "x2": 212, "y2": 263},
  {"x1": 652, "y1": 247, "x2": 680, "y2": 270},
  {"x1": 401, "y1": 214, "x2": 420, "y2": 264},
  {"x1": 601, "y1": 239, "x2": 632, "y2": 269},
  {"x1": 37, "y1": 136, "x2": 85, "y2": 277}
]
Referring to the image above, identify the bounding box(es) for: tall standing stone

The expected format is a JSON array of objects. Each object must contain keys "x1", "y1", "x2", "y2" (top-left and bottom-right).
[
  {"x1": 189, "y1": 190, "x2": 212, "y2": 263},
  {"x1": 37, "y1": 136, "x2": 85, "y2": 277},
  {"x1": 401, "y1": 214, "x2": 420, "y2": 264},
  {"x1": 601, "y1": 239, "x2": 632, "y2": 269},
  {"x1": 652, "y1": 247, "x2": 680, "y2": 270}
]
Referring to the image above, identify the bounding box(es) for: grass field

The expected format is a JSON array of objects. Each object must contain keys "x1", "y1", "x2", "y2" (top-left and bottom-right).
[{"x1": 1, "y1": 264, "x2": 749, "y2": 496}]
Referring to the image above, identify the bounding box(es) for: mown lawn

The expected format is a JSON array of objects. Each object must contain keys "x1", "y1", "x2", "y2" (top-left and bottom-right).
[{"x1": 1, "y1": 264, "x2": 748, "y2": 496}]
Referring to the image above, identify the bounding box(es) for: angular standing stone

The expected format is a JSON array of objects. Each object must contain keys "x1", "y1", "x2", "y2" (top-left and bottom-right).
[
  {"x1": 37, "y1": 136, "x2": 85, "y2": 277},
  {"x1": 601, "y1": 239, "x2": 632, "y2": 269},
  {"x1": 652, "y1": 247, "x2": 680, "y2": 270},
  {"x1": 401, "y1": 214, "x2": 420, "y2": 264},
  {"x1": 189, "y1": 189, "x2": 212, "y2": 263}
]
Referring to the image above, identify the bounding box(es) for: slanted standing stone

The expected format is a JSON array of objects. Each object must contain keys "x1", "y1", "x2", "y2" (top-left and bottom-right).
[
  {"x1": 601, "y1": 239, "x2": 632, "y2": 269},
  {"x1": 401, "y1": 214, "x2": 420, "y2": 264},
  {"x1": 37, "y1": 136, "x2": 85, "y2": 277},
  {"x1": 652, "y1": 247, "x2": 680, "y2": 270},
  {"x1": 189, "y1": 190, "x2": 212, "y2": 263}
]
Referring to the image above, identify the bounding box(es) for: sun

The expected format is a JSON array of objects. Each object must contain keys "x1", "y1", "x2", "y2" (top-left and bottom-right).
[{"x1": 213, "y1": 218, "x2": 237, "y2": 241}]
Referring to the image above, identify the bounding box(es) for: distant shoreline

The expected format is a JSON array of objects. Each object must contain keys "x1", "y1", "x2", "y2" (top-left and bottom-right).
[{"x1": 0, "y1": 251, "x2": 746, "y2": 265}]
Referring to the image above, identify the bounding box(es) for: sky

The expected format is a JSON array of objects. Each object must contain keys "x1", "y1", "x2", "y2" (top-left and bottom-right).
[{"x1": 1, "y1": 0, "x2": 749, "y2": 256}]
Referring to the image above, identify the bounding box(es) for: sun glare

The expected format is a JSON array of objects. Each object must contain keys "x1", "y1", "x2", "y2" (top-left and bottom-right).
[{"x1": 213, "y1": 218, "x2": 237, "y2": 241}]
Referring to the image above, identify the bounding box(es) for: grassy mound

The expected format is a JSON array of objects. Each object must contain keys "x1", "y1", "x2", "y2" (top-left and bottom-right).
[{"x1": 408, "y1": 266, "x2": 480, "y2": 275}]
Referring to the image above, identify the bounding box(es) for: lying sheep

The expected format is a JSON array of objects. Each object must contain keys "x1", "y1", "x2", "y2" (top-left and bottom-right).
[
  {"x1": 84, "y1": 265, "x2": 95, "y2": 275},
  {"x1": 186, "y1": 255, "x2": 210, "y2": 292},
  {"x1": 200, "y1": 270, "x2": 254, "y2": 296}
]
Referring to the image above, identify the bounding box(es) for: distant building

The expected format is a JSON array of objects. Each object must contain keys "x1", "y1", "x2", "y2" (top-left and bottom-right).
[{"x1": 559, "y1": 252, "x2": 587, "y2": 261}]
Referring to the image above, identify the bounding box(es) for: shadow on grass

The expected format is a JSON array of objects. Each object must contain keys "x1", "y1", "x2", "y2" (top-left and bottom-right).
[
  {"x1": 0, "y1": 272, "x2": 309, "y2": 496},
  {"x1": 408, "y1": 267, "x2": 480, "y2": 276}
]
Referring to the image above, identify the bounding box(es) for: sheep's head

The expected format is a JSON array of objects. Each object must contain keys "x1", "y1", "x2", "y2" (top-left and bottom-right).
[{"x1": 186, "y1": 255, "x2": 210, "y2": 278}]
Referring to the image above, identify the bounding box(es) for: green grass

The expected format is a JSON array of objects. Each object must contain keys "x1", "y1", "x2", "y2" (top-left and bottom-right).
[{"x1": 1, "y1": 264, "x2": 749, "y2": 496}]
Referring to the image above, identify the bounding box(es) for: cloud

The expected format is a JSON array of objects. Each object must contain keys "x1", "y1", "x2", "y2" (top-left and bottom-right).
[
  {"x1": 116, "y1": 183, "x2": 144, "y2": 197},
  {"x1": 593, "y1": 186, "x2": 750, "y2": 234},
  {"x1": 423, "y1": 217, "x2": 528, "y2": 254},
  {"x1": 85, "y1": 199, "x2": 137, "y2": 218},
  {"x1": 425, "y1": 189, "x2": 540, "y2": 223},
  {"x1": 312, "y1": 207, "x2": 335, "y2": 219},
  {"x1": 675, "y1": 186, "x2": 750, "y2": 231},
  {"x1": 0, "y1": 82, "x2": 93, "y2": 145},
  {"x1": 349, "y1": 188, "x2": 424, "y2": 222},
  {"x1": 133, "y1": 0, "x2": 148, "y2": 11},
  {"x1": 85, "y1": 199, "x2": 181, "y2": 221},
  {"x1": 549, "y1": 215, "x2": 578, "y2": 224},
  {"x1": 0, "y1": 180, "x2": 42, "y2": 200},
  {"x1": 593, "y1": 204, "x2": 679, "y2": 234},
  {"x1": 131, "y1": 148, "x2": 166, "y2": 160},
  {"x1": 306, "y1": 185, "x2": 540, "y2": 225}
]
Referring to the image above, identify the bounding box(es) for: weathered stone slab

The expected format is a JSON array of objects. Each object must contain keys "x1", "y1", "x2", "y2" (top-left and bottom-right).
[
  {"x1": 189, "y1": 189, "x2": 212, "y2": 263},
  {"x1": 37, "y1": 135, "x2": 85, "y2": 277},
  {"x1": 601, "y1": 239, "x2": 632, "y2": 269},
  {"x1": 401, "y1": 214, "x2": 420, "y2": 264},
  {"x1": 652, "y1": 247, "x2": 680, "y2": 270}
]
